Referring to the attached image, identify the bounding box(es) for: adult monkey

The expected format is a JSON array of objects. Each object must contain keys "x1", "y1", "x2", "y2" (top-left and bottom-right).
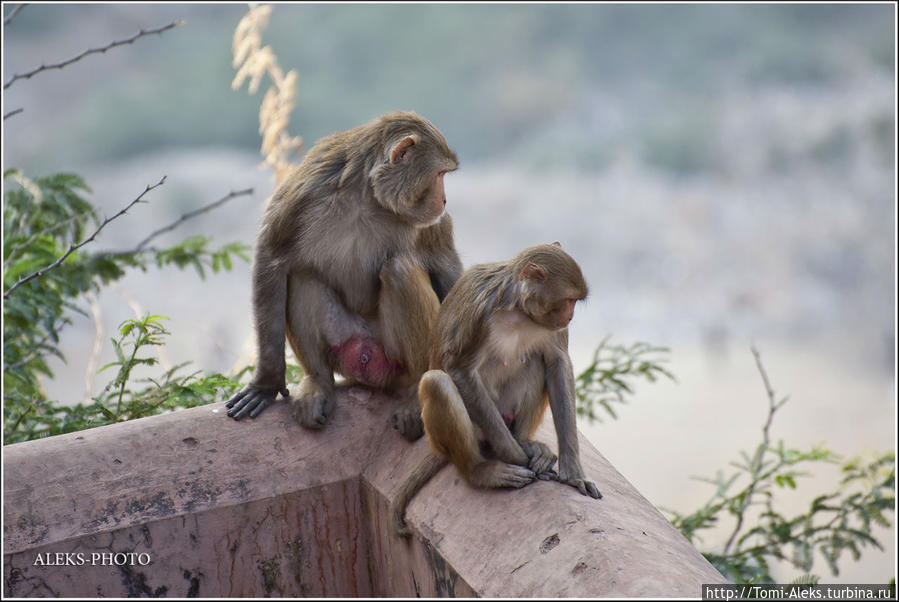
[
  {"x1": 226, "y1": 111, "x2": 462, "y2": 440},
  {"x1": 391, "y1": 243, "x2": 602, "y2": 537}
]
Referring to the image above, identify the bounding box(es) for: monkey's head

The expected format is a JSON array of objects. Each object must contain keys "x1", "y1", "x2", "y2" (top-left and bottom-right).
[
  {"x1": 368, "y1": 111, "x2": 458, "y2": 227},
  {"x1": 515, "y1": 243, "x2": 588, "y2": 331}
]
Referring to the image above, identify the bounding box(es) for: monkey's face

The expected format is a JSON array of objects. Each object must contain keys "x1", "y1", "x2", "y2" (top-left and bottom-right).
[
  {"x1": 404, "y1": 166, "x2": 451, "y2": 227},
  {"x1": 535, "y1": 297, "x2": 581, "y2": 331},
  {"x1": 369, "y1": 131, "x2": 458, "y2": 226},
  {"x1": 517, "y1": 244, "x2": 589, "y2": 331}
]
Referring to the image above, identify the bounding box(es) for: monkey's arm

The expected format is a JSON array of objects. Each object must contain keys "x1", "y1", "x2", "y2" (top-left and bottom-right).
[
  {"x1": 544, "y1": 343, "x2": 602, "y2": 499},
  {"x1": 418, "y1": 214, "x2": 463, "y2": 301},
  {"x1": 450, "y1": 367, "x2": 530, "y2": 467},
  {"x1": 226, "y1": 247, "x2": 290, "y2": 419}
]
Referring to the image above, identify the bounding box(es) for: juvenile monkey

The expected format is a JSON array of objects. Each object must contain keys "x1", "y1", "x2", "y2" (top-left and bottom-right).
[
  {"x1": 226, "y1": 111, "x2": 462, "y2": 440},
  {"x1": 391, "y1": 243, "x2": 602, "y2": 537}
]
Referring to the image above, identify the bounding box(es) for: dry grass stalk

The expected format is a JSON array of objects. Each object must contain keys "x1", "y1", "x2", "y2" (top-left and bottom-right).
[{"x1": 231, "y1": 4, "x2": 303, "y2": 184}]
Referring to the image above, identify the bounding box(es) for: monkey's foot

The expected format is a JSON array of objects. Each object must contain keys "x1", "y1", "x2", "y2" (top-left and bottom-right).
[
  {"x1": 470, "y1": 460, "x2": 535, "y2": 489},
  {"x1": 391, "y1": 404, "x2": 424, "y2": 441},
  {"x1": 330, "y1": 337, "x2": 400, "y2": 388},
  {"x1": 292, "y1": 380, "x2": 337, "y2": 429},
  {"x1": 561, "y1": 476, "x2": 603, "y2": 499},
  {"x1": 521, "y1": 440, "x2": 558, "y2": 474}
]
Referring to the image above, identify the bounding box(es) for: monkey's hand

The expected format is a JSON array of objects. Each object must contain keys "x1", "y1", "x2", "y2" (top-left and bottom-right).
[
  {"x1": 521, "y1": 440, "x2": 558, "y2": 475},
  {"x1": 558, "y1": 459, "x2": 603, "y2": 499},
  {"x1": 225, "y1": 384, "x2": 290, "y2": 420}
]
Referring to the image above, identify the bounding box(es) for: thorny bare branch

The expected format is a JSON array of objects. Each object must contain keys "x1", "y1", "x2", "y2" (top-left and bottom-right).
[
  {"x1": 128, "y1": 188, "x2": 254, "y2": 253},
  {"x1": 3, "y1": 176, "x2": 167, "y2": 299},
  {"x1": 4, "y1": 3, "x2": 26, "y2": 27},
  {"x1": 4, "y1": 20, "x2": 184, "y2": 90}
]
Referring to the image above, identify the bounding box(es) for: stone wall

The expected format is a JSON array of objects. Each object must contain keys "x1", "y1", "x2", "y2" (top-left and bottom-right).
[{"x1": 3, "y1": 386, "x2": 727, "y2": 597}]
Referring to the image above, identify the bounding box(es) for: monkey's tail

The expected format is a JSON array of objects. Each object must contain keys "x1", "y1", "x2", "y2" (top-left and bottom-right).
[{"x1": 390, "y1": 452, "x2": 449, "y2": 538}]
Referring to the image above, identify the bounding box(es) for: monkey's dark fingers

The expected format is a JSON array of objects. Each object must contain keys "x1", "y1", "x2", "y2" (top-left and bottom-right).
[
  {"x1": 229, "y1": 391, "x2": 273, "y2": 420},
  {"x1": 562, "y1": 477, "x2": 602, "y2": 498},
  {"x1": 225, "y1": 391, "x2": 252, "y2": 416},
  {"x1": 295, "y1": 392, "x2": 334, "y2": 429},
  {"x1": 536, "y1": 469, "x2": 559, "y2": 481},
  {"x1": 224, "y1": 389, "x2": 246, "y2": 409},
  {"x1": 585, "y1": 481, "x2": 603, "y2": 499},
  {"x1": 522, "y1": 441, "x2": 557, "y2": 474},
  {"x1": 498, "y1": 464, "x2": 536, "y2": 488},
  {"x1": 529, "y1": 451, "x2": 558, "y2": 475},
  {"x1": 249, "y1": 397, "x2": 273, "y2": 419},
  {"x1": 230, "y1": 396, "x2": 259, "y2": 419}
]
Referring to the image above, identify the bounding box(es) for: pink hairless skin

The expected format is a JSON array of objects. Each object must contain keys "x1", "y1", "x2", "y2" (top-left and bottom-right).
[{"x1": 330, "y1": 336, "x2": 403, "y2": 388}]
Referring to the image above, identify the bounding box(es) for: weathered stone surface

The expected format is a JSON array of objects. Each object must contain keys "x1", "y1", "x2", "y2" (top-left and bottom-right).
[{"x1": 3, "y1": 385, "x2": 726, "y2": 597}]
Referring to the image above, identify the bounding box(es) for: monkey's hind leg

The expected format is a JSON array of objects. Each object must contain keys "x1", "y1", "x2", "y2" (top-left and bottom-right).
[
  {"x1": 286, "y1": 271, "x2": 370, "y2": 429},
  {"x1": 378, "y1": 256, "x2": 440, "y2": 441},
  {"x1": 419, "y1": 370, "x2": 535, "y2": 489}
]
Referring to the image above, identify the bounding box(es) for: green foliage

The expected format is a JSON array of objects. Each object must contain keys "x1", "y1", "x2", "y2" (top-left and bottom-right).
[
  {"x1": 153, "y1": 235, "x2": 250, "y2": 278},
  {"x1": 9, "y1": 315, "x2": 252, "y2": 442},
  {"x1": 574, "y1": 336, "x2": 675, "y2": 422},
  {"x1": 789, "y1": 574, "x2": 820, "y2": 585},
  {"x1": 665, "y1": 350, "x2": 896, "y2": 584},
  {"x1": 3, "y1": 170, "x2": 251, "y2": 444}
]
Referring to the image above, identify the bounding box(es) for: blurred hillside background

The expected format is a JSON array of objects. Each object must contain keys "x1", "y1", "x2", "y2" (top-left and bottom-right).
[{"x1": 2, "y1": 2, "x2": 895, "y2": 583}]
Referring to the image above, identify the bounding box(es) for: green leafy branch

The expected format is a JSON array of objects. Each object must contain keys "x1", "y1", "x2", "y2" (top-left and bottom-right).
[
  {"x1": 574, "y1": 336, "x2": 675, "y2": 422},
  {"x1": 7, "y1": 315, "x2": 251, "y2": 442},
  {"x1": 3, "y1": 171, "x2": 252, "y2": 443},
  {"x1": 666, "y1": 347, "x2": 895, "y2": 584},
  {"x1": 3, "y1": 174, "x2": 166, "y2": 299}
]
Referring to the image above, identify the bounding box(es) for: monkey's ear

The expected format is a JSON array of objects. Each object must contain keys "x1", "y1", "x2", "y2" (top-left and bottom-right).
[
  {"x1": 519, "y1": 262, "x2": 548, "y2": 282},
  {"x1": 550, "y1": 241, "x2": 562, "y2": 248},
  {"x1": 390, "y1": 136, "x2": 417, "y2": 164}
]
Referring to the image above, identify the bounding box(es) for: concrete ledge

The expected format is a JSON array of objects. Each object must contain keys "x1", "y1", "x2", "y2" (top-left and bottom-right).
[{"x1": 3, "y1": 386, "x2": 726, "y2": 597}]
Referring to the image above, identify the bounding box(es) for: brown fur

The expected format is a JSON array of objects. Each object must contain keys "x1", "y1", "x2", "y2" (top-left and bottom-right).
[
  {"x1": 390, "y1": 244, "x2": 602, "y2": 538},
  {"x1": 226, "y1": 111, "x2": 462, "y2": 438}
]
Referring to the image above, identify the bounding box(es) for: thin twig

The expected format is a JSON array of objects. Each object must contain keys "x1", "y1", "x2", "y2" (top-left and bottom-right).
[
  {"x1": 4, "y1": 20, "x2": 184, "y2": 90},
  {"x1": 722, "y1": 345, "x2": 788, "y2": 554},
  {"x1": 752, "y1": 345, "x2": 788, "y2": 445},
  {"x1": 130, "y1": 188, "x2": 253, "y2": 253},
  {"x1": 4, "y1": 4, "x2": 26, "y2": 27},
  {"x1": 3, "y1": 176, "x2": 167, "y2": 299},
  {"x1": 3, "y1": 107, "x2": 24, "y2": 120},
  {"x1": 9, "y1": 405, "x2": 35, "y2": 435},
  {"x1": 102, "y1": 188, "x2": 253, "y2": 257}
]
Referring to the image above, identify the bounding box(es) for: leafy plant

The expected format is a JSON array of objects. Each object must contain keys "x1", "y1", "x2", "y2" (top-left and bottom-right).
[
  {"x1": 3, "y1": 170, "x2": 251, "y2": 444},
  {"x1": 666, "y1": 347, "x2": 895, "y2": 584},
  {"x1": 574, "y1": 335, "x2": 675, "y2": 422}
]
